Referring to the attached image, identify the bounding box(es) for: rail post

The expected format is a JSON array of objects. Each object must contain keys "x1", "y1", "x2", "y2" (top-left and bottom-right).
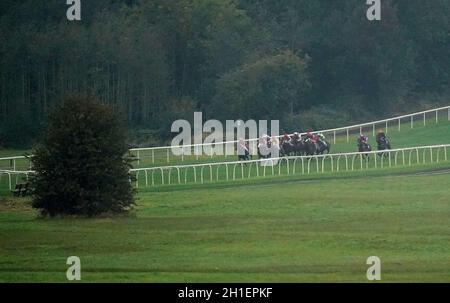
[
  {"x1": 160, "y1": 168, "x2": 165, "y2": 185},
  {"x1": 135, "y1": 171, "x2": 140, "y2": 188}
]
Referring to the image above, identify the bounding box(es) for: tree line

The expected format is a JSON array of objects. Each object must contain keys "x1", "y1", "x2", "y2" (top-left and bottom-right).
[{"x1": 0, "y1": 0, "x2": 449, "y2": 147}]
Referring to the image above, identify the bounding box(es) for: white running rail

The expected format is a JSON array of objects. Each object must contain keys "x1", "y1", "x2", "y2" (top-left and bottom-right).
[
  {"x1": 2, "y1": 144, "x2": 449, "y2": 190},
  {"x1": 129, "y1": 144, "x2": 450, "y2": 188},
  {"x1": 129, "y1": 105, "x2": 450, "y2": 164},
  {"x1": 1, "y1": 105, "x2": 449, "y2": 166}
]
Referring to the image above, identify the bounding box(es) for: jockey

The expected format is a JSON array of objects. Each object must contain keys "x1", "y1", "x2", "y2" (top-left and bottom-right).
[
  {"x1": 316, "y1": 132, "x2": 326, "y2": 147},
  {"x1": 283, "y1": 133, "x2": 290, "y2": 142},
  {"x1": 238, "y1": 138, "x2": 249, "y2": 155},
  {"x1": 305, "y1": 129, "x2": 315, "y2": 142},
  {"x1": 376, "y1": 130, "x2": 386, "y2": 144},
  {"x1": 272, "y1": 136, "x2": 279, "y2": 148},
  {"x1": 358, "y1": 134, "x2": 368, "y2": 144},
  {"x1": 259, "y1": 134, "x2": 267, "y2": 146}
]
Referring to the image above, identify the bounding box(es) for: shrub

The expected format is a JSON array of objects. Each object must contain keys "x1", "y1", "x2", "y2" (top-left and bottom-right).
[{"x1": 30, "y1": 96, "x2": 135, "y2": 217}]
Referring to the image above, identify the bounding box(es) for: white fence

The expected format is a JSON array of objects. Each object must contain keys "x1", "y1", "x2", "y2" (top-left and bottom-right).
[
  {"x1": 129, "y1": 144, "x2": 450, "y2": 188},
  {"x1": 0, "y1": 169, "x2": 34, "y2": 191},
  {"x1": 129, "y1": 105, "x2": 450, "y2": 164},
  {"x1": 1, "y1": 144, "x2": 448, "y2": 191},
  {"x1": 1, "y1": 105, "x2": 449, "y2": 168},
  {"x1": 0, "y1": 155, "x2": 32, "y2": 171}
]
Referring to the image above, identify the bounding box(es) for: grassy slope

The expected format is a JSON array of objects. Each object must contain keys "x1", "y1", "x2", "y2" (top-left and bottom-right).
[
  {"x1": 129, "y1": 117, "x2": 450, "y2": 167},
  {"x1": 0, "y1": 112, "x2": 449, "y2": 282},
  {"x1": 1, "y1": 116, "x2": 449, "y2": 169},
  {"x1": 0, "y1": 171, "x2": 449, "y2": 282}
]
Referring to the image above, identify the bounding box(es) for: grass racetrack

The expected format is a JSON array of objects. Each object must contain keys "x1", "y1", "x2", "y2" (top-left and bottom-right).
[
  {"x1": 0, "y1": 165, "x2": 449, "y2": 282},
  {"x1": 0, "y1": 111, "x2": 449, "y2": 282}
]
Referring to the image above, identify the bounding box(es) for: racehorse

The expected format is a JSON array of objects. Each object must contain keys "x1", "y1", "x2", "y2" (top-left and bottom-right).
[
  {"x1": 358, "y1": 141, "x2": 372, "y2": 159},
  {"x1": 238, "y1": 148, "x2": 251, "y2": 162},
  {"x1": 280, "y1": 140, "x2": 296, "y2": 157},
  {"x1": 315, "y1": 139, "x2": 331, "y2": 155},
  {"x1": 258, "y1": 136, "x2": 280, "y2": 159},
  {"x1": 377, "y1": 137, "x2": 392, "y2": 158},
  {"x1": 302, "y1": 138, "x2": 317, "y2": 156},
  {"x1": 237, "y1": 141, "x2": 252, "y2": 163},
  {"x1": 280, "y1": 137, "x2": 305, "y2": 156}
]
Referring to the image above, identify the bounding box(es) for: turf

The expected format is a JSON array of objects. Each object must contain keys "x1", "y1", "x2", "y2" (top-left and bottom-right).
[
  {"x1": 1, "y1": 114, "x2": 449, "y2": 170},
  {"x1": 129, "y1": 116, "x2": 450, "y2": 167},
  {"x1": 0, "y1": 111, "x2": 449, "y2": 282},
  {"x1": 0, "y1": 167, "x2": 449, "y2": 282}
]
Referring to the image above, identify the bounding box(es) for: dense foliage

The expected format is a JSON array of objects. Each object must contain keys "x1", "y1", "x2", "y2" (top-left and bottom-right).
[
  {"x1": 0, "y1": 0, "x2": 449, "y2": 146},
  {"x1": 30, "y1": 96, "x2": 135, "y2": 217}
]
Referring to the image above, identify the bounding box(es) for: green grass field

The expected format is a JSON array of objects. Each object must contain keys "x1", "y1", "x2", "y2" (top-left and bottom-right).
[
  {"x1": 0, "y1": 111, "x2": 449, "y2": 282},
  {"x1": 1, "y1": 113, "x2": 450, "y2": 171},
  {"x1": 126, "y1": 114, "x2": 450, "y2": 168},
  {"x1": 0, "y1": 165, "x2": 449, "y2": 282},
  {"x1": 2, "y1": 116, "x2": 449, "y2": 191}
]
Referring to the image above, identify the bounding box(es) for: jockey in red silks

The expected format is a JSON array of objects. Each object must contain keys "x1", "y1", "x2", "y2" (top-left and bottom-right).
[
  {"x1": 283, "y1": 133, "x2": 290, "y2": 143},
  {"x1": 305, "y1": 129, "x2": 316, "y2": 142}
]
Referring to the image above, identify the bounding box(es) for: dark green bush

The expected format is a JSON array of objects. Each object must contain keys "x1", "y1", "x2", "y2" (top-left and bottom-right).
[{"x1": 30, "y1": 96, "x2": 135, "y2": 217}]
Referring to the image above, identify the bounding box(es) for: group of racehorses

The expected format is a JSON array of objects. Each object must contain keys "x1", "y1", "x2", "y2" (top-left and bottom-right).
[
  {"x1": 279, "y1": 133, "x2": 330, "y2": 157},
  {"x1": 357, "y1": 133, "x2": 392, "y2": 159},
  {"x1": 238, "y1": 131, "x2": 392, "y2": 162},
  {"x1": 238, "y1": 133, "x2": 331, "y2": 161}
]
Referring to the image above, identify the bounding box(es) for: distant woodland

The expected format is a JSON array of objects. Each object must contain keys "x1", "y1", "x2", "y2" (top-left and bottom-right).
[{"x1": 1, "y1": 0, "x2": 449, "y2": 147}]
